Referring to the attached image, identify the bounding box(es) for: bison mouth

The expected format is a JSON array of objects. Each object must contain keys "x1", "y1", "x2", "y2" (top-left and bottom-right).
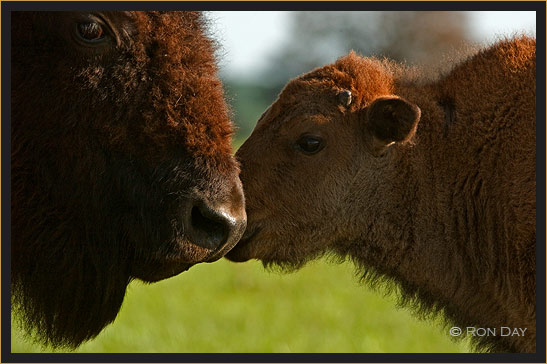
[
  {"x1": 134, "y1": 238, "x2": 216, "y2": 283},
  {"x1": 133, "y1": 212, "x2": 246, "y2": 283},
  {"x1": 134, "y1": 232, "x2": 242, "y2": 283},
  {"x1": 137, "y1": 260, "x2": 194, "y2": 283}
]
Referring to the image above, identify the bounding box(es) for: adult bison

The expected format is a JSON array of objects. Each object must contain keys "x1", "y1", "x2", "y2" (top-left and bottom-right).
[
  {"x1": 227, "y1": 36, "x2": 536, "y2": 352},
  {"x1": 12, "y1": 11, "x2": 246, "y2": 348}
]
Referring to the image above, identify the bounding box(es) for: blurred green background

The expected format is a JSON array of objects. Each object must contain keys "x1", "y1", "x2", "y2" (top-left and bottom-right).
[
  {"x1": 11, "y1": 11, "x2": 534, "y2": 353},
  {"x1": 12, "y1": 259, "x2": 470, "y2": 353}
]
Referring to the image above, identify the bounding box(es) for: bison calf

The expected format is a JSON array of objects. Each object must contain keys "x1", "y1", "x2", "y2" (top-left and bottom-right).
[
  {"x1": 12, "y1": 11, "x2": 246, "y2": 348},
  {"x1": 227, "y1": 36, "x2": 536, "y2": 353}
]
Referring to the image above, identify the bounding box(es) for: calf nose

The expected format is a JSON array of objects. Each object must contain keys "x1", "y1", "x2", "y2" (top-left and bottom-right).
[{"x1": 185, "y1": 184, "x2": 246, "y2": 254}]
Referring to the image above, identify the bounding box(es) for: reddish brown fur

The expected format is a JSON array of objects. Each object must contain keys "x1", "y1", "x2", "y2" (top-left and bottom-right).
[
  {"x1": 12, "y1": 11, "x2": 245, "y2": 348},
  {"x1": 227, "y1": 36, "x2": 536, "y2": 353}
]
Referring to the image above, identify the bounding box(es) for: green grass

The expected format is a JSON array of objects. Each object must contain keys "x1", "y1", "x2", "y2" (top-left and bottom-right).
[{"x1": 11, "y1": 258, "x2": 470, "y2": 353}]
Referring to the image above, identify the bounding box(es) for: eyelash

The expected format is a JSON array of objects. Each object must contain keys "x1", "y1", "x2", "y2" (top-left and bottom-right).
[{"x1": 77, "y1": 22, "x2": 105, "y2": 42}]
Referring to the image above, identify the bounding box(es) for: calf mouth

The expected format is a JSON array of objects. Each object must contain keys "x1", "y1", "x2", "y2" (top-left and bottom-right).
[
  {"x1": 204, "y1": 218, "x2": 247, "y2": 262},
  {"x1": 224, "y1": 227, "x2": 260, "y2": 262}
]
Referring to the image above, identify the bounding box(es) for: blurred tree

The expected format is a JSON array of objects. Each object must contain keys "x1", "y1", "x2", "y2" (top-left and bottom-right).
[
  {"x1": 225, "y1": 11, "x2": 473, "y2": 143},
  {"x1": 222, "y1": 78, "x2": 273, "y2": 144},
  {"x1": 261, "y1": 11, "x2": 472, "y2": 95}
]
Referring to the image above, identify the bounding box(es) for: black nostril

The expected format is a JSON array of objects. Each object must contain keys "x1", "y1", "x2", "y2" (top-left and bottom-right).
[{"x1": 188, "y1": 202, "x2": 231, "y2": 250}]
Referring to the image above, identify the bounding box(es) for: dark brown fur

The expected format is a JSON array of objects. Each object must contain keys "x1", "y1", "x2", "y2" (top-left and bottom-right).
[
  {"x1": 227, "y1": 36, "x2": 536, "y2": 353},
  {"x1": 12, "y1": 11, "x2": 246, "y2": 348}
]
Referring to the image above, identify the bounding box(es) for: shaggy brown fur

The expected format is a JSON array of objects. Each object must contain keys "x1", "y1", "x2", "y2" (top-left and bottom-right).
[
  {"x1": 227, "y1": 36, "x2": 536, "y2": 353},
  {"x1": 12, "y1": 11, "x2": 246, "y2": 348}
]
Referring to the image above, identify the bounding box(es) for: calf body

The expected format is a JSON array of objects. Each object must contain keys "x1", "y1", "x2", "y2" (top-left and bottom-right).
[
  {"x1": 12, "y1": 11, "x2": 246, "y2": 347},
  {"x1": 227, "y1": 36, "x2": 536, "y2": 352}
]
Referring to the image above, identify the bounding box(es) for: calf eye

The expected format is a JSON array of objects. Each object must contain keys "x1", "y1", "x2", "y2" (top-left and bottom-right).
[
  {"x1": 77, "y1": 22, "x2": 105, "y2": 42},
  {"x1": 296, "y1": 135, "x2": 325, "y2": 155}
]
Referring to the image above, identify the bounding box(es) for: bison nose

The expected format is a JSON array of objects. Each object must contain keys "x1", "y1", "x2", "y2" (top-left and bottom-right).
[
  {"x1": 187, "y1": 200, "x2": 234, "y2": 250},
  {"x1": 185, "y1": 185, "x2": 246, "y2": 255}
]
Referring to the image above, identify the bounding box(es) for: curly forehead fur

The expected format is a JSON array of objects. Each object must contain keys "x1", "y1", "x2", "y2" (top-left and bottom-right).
[
  {"x1": 280, "y1": 52, "x2": 399, "y2": 107},
  {"x1": 134, "y1": 12, "x2": 234, "y2": 156}
]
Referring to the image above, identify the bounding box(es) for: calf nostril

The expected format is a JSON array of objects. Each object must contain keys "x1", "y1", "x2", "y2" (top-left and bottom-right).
[{"x1": 188, "y1": 202, "x2": 230, "y2": 250}]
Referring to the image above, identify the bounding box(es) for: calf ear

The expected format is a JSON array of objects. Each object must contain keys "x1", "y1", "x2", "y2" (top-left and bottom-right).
[{"x1": 364, "y1": 96, "x2": 421, "y2": 156}]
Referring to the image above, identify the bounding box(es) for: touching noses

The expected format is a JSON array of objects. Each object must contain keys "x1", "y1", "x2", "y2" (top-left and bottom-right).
[{"x1": 184, "y1": 181, "x2": 246, "y2": 259}]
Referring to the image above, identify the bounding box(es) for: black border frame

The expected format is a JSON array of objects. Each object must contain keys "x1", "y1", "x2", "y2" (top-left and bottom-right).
[{"x1": 2, "y1": 1, "x2": 545, "y2": 363}]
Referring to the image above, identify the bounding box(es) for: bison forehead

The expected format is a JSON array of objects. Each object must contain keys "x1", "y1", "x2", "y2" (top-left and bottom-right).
[
  {"x1": 110, "y1": 12, "x2": 235, "y2": 158},
  {"x1": 13, "y1": 11, "x2": 234, "y2": 163},
  {"x1": 133, "y1": 11, "x2": 207, "y2": 59}
]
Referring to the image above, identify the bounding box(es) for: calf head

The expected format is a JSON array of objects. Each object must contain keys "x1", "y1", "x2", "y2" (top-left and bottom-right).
[
  {"x1": 11, "y1": 11, "x2": 245, "y2": 347},
  {"x1": 227, "y1": 53, "x2": 420, "y2": 268}
]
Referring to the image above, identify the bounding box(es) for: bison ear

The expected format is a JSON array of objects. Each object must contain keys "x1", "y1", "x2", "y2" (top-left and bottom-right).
[{"x1": 364, "y1": 96, "x2": 421, "y2": 156}]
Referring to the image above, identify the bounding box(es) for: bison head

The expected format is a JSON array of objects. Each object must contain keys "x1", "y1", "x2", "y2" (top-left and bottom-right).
[
  {"x1": 11, "y1": 11, "x2": 246, "y2": 347},
  {"x1": 227, "y1": 52, "x2": 420, "y2": 269}
]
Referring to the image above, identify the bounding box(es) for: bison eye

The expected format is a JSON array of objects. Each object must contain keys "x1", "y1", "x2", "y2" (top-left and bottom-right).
[
  {"x1": 296, "y1": 135, "x2": 325, "y2": 155},
  {"x1": 76, "y1": 22, "x2": 105, "y2": 42}
]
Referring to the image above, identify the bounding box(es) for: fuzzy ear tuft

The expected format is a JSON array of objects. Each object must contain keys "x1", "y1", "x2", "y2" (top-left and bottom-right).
[{"x1": 365, "y1": 96, "x2": 420, "y2": 156}]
